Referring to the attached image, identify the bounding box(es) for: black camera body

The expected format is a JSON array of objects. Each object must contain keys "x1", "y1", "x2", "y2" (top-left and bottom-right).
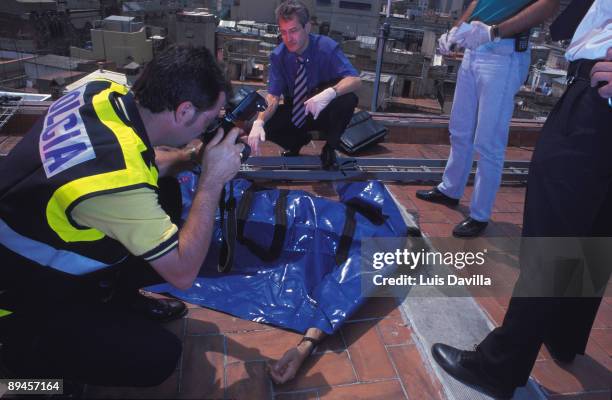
[{"x1": 202, "y1": 90, "x2": 267, "y2": 162}]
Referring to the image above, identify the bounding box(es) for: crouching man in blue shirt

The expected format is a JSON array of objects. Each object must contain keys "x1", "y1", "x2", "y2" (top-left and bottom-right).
[{"x1": 247, "y1": 0, "x2": 362, "y2": 170}]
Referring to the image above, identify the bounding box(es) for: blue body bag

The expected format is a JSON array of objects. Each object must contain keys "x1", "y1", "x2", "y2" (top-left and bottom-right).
[{"x1": 148, "y1": 174, "x2": 414, "y2": 334}]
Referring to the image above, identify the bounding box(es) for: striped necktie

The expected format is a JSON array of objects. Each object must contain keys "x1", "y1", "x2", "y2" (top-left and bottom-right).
[{"x1": 291, "y1": 56, "x2": 308, "y2": 128}]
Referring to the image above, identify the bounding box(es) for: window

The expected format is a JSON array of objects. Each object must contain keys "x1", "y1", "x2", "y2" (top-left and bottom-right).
[
  {"x1": 317, "y1": 0, "x2": 332, "y2": 5},
  {"x1": 339, "y1": 1, "x2": 371, "y2": 11}
]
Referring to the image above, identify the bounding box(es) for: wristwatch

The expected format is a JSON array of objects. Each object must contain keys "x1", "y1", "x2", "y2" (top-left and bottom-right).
[
  {"x1": 298, "y1": 336, "x2": 320, "y2": 356},
  {"x1": 491, "y1": 24, "x2": 502, "y2": 42},
  {"x1": 187, "y1": 145, "x2": 199, "y2": 164}
]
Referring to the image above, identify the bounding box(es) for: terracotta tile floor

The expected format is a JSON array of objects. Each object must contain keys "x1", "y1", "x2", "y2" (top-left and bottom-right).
[{"x1": 77, "y1": 142, "x2": 610, "y2": 398}]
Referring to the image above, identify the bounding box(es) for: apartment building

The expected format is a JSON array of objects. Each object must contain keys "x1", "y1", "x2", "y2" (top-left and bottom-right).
[{"x1": 315, "y1": 0, "x2": 382, "y2": 38}]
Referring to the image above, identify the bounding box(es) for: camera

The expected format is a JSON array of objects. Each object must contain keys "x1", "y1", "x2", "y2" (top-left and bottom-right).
[{"x1": 201, "y1": 89, "x2": 267, "y2": 162}]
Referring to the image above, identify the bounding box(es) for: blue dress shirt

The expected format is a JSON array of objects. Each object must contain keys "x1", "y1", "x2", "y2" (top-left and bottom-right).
[{"x1": 267, "y1": 33, "x2": 359, "y2": 98}]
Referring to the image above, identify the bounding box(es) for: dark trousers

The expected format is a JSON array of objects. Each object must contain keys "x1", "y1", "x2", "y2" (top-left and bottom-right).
[
  {"x1": 0, "y1": 177, "x2": 183, "y2": 386},
  {"x1": 477, "y1": 62, "x2": 612, "y2": 388},
  {"x1": 265, "y1": 92, "x2": 358, "y2": 152}
]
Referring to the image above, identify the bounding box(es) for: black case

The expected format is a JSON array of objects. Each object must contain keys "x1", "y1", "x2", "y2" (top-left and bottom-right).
[{"x1": 339, "y1": 111, "x2": 387, "y2": 154}]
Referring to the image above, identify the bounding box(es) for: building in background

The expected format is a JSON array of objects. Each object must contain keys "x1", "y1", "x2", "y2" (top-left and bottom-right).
[
  {"x1": 216, "y1": 19, "x2": 277, "y2": 82},
  {"x1": 437, "y1": 0, "x2": 465, "y2": 17},
  {"x1": 1, "y1": 0, "x2": 56, "y2": 16},
  {"x1": 0, "y1": 0, "x2": 98, "y2": 54},
  {"x1": 174, "y1": 10, "x2": 217, "y2": 53},
  {"x1": 70, "y1": 15, "x2": 153, "y2": 67},
  {"x1": 315, "y1": 0, "x2": 382, "y2": 38},
  {"x1": 0, "y1": 50, "x2": 36, "y2": 89},
  {"x1": 357, "y1": 71, "x2": 396, "y2": 110},
  {"x1": 22, "y1": 54, "x2": 94, "y2": 90},
  {"x1": 230, "y1": 0, "x2": 283, "y2": 24}
]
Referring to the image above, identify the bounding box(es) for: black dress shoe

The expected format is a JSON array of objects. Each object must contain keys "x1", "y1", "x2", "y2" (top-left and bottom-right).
[
  {"x1": 453, "y1": 217, "x2": 488, "y2": 237},
  {"x1": 129, "y1": 292, "x2": 188, "y2": 322},
  {"x1": 281, "y1": 148, "x2": 300, "y2": 157},
  {"x1": 320, "y1": 145, "x2": 339, "y2": 171},
  {"x1": 415, "y1": 187, "x2": 459, "y2": 207},
  {"x1": 544, "y1": 342, "x2": 576, "y2": 364},
  {"x1": 432, "y1": 343, "x2": 514, "y2": 399}
]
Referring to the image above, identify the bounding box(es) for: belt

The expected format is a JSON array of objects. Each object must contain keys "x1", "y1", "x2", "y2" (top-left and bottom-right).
[{"x1": 567, "y1": 59, "x2": 598, "y2": 84}]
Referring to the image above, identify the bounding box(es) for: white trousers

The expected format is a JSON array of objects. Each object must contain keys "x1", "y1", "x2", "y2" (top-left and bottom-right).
[{"x1": 438, "y1": 39, "x2": 530, "y2": 222}]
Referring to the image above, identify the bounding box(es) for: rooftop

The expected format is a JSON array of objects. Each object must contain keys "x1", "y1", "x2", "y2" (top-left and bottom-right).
[
  {"x1": 104, "y1": 15, "x2": 136, "y2": 23},
  {"x1": 0, "y1": 109, "x2": 609, "y2": 399},
  {"x1": 73, "y1": 140, "x2": 612, "y2": 398},
  {"x1": 360, "y1": 70, "x2": 395, "y2": 83},
  {"x1": 24, "y1": 54, "x2": 91, "y2": 70},
  {"x1": 0, "y1": 90, "x2": 50, "y2": 101},
  {"x1": 178, "y1": 9, "x2": 216, "y2": 17}
]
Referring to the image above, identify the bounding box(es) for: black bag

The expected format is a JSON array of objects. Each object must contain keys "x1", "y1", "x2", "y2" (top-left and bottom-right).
[{"x1": 339, "y1": 111, "x2": 387, "y2": 154}]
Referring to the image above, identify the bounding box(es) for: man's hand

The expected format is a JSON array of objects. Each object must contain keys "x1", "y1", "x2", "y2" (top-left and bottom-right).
[
  {"x1": 154, "y1": 139, "x2": 203, "y2": 177},
  {"x1": 456, "y1": 21, "x2": 493, "y2": 50},
  {"x1": 268, "y1": 345, "x2": 310, "y2": 384},
  {"x1": 186, "y1": 138, "x2": 204, "y2": 162},
  {"x1": 247, "y1": 120, "x2": 266, "y2": 155},
  {"x1": 591, "y1": 47, "x2": 612, "y2": 99},
  {"x1": 304, "y1": 87, "x2": 336, "y2": 120},
  {"x1": 200, "y1": 127, "x2": 243, "y2": 188},
  {"x1": 438, "y1": 26, "x2": 458, "y2": 55}
]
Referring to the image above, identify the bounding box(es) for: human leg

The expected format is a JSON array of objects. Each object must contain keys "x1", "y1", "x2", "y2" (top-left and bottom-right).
[
  {"x1": 264, "y1": 104, "x2": 311, "y2": 154},
  {"x1": 309, "y1": 93, "x2": 358, "y2": 169},
  {"x1": 310, "y1": 93, "x2": 358, "y2": 150},
  {"x1": 433, "y1": 65, "x2": 612, "y2": 394},
  {"x1": 1, "y1": 303, "x2": 181, "y2": 386},
  {"x1": 0, "y1": 250, "x2": 182, "y2": 386},
  {"x1": 437, "y1": 49, "x2": 479, "y2": 200},
  {"x1": 476, "y1": 73, "x2": 612, "y2": 388},
  {"x1": 469, "y1": 44, "x2": 530, "y2": 222}
]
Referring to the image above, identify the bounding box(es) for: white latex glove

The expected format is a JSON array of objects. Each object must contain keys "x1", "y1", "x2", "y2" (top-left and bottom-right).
[
  {"x1": 438, "y1": 26, "x2": 458, "y2": 55},
  {"x1": 304, "y1": 87, "x2": 336, "y2": 120},
  {"x1": 456, "y1": 21, "x2": 493, "y2": 50},
  {"x1": 247, "y1": 119, "x2": 265, "y2": 155}
]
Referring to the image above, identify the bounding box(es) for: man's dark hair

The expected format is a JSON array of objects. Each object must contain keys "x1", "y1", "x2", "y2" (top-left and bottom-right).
[
  {"x1": 275, "y1": 0, "x2": 310, "y2": 27},
  {"x1": 132, "y1": 45, "x2": 230, "y2": 113}
]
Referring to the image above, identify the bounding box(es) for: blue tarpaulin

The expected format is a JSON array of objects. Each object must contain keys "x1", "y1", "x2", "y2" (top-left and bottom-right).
[{"x1": 148, "y1": 173, "x2": 412, "y2": 334}]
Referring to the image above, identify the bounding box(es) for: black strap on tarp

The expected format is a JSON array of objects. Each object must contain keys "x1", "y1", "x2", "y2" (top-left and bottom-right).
[
  {"x1": 335, "y1": 206, "x2": 357, "y2": 266},
  {"x1": 219, "y1": 183, "x2": 404, "y2": 271},
  {"x1": 218, "y1": 181, "x2": 237, "y2": 273},
  {"x1": 236, "y1": 186, "x2": 289, "y2": 262}
]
